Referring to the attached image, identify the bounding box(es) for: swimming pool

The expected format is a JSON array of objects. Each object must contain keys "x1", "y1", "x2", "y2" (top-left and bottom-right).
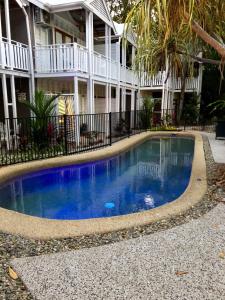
[{"x1": 0, "y1": 137, "x2": 194, "y2": 220}]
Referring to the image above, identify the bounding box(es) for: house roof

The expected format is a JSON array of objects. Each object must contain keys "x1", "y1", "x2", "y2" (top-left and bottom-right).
[
  {"x1": 113, "y1": 21, "x2": 136, "y2": 46},
  {"x1": 113, "y1": 22, "x2": 125, "y2": 36},
  {"x1": 27, "y1": 0, "x2": 116, "y2": 30}
]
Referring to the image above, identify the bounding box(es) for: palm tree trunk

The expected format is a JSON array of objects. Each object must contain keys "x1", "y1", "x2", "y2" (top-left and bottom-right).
[
  {"x1": 184, "y1": 13, "x2": 225, "y2": 59},
  {"x1": 177, "y1": 64, "x2": 188, "y2": 123}
]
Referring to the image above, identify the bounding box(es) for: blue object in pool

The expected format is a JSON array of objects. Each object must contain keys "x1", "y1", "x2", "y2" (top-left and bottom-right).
[
  {"x1": 104, "y1": 202, "x2": 115, "y2": 209},
  {"x1": 0, "y1": 137, "x2": 194, "y2": 220}
]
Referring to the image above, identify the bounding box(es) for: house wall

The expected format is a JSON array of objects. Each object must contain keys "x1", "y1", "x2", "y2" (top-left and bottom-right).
[{"x1": 94, "y1": 42, "x2": 118, "y2": 60}]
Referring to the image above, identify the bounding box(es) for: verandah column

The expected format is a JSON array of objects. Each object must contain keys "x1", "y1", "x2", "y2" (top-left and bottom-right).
[
  {"x1": 116, "y1": 85, "x2": 120, "y2": 112},
  {"x1": 1, "y1": 73, "x2": 11, "y2": 149},
  {"x1": 0, "y1": 5, "x2": 6, "y2": 69},
  {"x1": 73, "y1": 76, "x2": 80, "y2": 145},
  {"x1": 4, "y1": 0, "x2": 13, "y2": 69},
  {"x1": 86, "y1": 10, "x2": 94, "y2": 115},
  {"x1": 2, "y1": 74, "x2": 9, "y2": 119},
  {"x1": 131, "y1": 89, "x2": 135, "y2": 128}
]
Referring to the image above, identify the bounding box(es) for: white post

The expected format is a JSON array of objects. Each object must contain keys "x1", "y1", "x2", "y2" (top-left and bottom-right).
[
  {"x1": 20, "y1": 5, "x2": 35, "y2": 100},
  {"x1": 122, "y1": 87, "x2": 126, "y2": 111},
  {"x1": 73, "y1": 77, "x2": 80, "y2": 115},
  {"x1": 131, "y1": 89, "x2": 135, "y2": 127},
  {"x1": 122, "y1": 41, "x2": 126, "y2": 67},
  {"x1": 132, "y1": 46, "x2": 135, "y2": 67},
  {"x1": 74, "y1": 76, "x2": 80, "y2": 145},
  {"x1": 10, "y1": 75, "x2": 17, "y2": 119},
  {"x1": 86, "y1": 10, "x2": 94, "y2": 114},
  {"x1": 4, "y1": 0, "x2": 13, "y2": 69},
  {"x1": 108, "y1": 84, "x2": 112, "y2": 113},
  {"x1": 10, "y1": 75, "x2": 18, "y2": 143},
  {"x1": 0, "y1": 6, "x2": 5, "y2": 69},
  {"x1": 4, "y1": 0, "x2": 11, "y2": 41},
  {"x1": 105, "y1": 25, "x2": 109, "y2": 79},
  {"x1": 105, "y1": 83, "x2": 109, "y2": 113},
  {"x1": 2, "y1": 73, "x2": 11, "y2": 149},
  {"x1": 2, "y1": 74, "x2": 9, "y2": 119},
  {"x1": 116, "y1": 85, "x2": 120, "y2": 112},
  {"x1": 108, "y1": 26, "x2": 111, "y2": 81}
]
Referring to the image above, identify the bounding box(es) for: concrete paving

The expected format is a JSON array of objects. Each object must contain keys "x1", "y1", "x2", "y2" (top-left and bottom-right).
[
  {"x1": 11, "y1": 204, "x2": 225, "y2": 300},
  {"x1": 204, "y1": 132, "x2": 225, "y2": 164}
]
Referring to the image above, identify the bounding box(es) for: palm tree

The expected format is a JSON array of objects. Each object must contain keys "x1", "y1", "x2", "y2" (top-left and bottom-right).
[
  {"x1": 125, "y1": 0, "x2": 225, "y2": 75},
  {"x1": 125, "y1": 0, "x2": 224, "y2": 122}
]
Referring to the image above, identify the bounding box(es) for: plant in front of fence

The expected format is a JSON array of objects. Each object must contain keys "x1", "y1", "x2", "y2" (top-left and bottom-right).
[
  {"x1": 20, "y1": 91, "x2": 60, "y2": 150},
  {"x1": 114, "y1": 118, "x2": 129, "y2": 137},
  {"x1": 208, "y1": 93, "x2": 225, "y2": 138},
  {"x1": 181, "y1": 93, "x2": 200, "y2": 125},
  {"x1": 140, "y1": 96, "x2": 155, "y2": 129}
]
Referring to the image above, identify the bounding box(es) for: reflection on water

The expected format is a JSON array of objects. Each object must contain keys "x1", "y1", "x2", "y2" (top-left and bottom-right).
[{"x1": 0, "y1": 137, "x2": 194, "y2": 220}]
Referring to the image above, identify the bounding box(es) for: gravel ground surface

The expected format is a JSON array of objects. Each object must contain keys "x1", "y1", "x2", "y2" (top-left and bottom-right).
[
  {"x1": 0, "y1": 135, "x2": 224, "y2": 300},
  {"x1": 11, "y1": 203, "x2": 225, "y2": 300}
]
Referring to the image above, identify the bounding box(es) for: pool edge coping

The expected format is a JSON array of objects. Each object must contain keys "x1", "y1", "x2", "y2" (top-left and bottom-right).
[{"x1": 0, "y1": 131, "x2": 207, "y2": 240}]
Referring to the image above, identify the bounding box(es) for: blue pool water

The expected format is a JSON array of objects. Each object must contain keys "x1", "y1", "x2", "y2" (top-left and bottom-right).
[{"x1": 0, "y1": 137, "x2": 194, "y2": 220}]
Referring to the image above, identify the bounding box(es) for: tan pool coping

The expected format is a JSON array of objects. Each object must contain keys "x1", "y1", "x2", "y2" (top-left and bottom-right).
[{"x1": 0, "y1": 131, "x2": 207, "y2": 240}]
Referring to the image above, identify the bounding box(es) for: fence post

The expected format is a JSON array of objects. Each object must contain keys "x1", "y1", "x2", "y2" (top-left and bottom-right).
[
  {"x1": 109, "y1": 112, "x2": 112, "y2": 145},
  {"x1": 184, "y1": 119, "x2": 186, "y2": 131},
  {"x1": 128, "y1": 111, "x2": 131, "y2": 137},
  {"x1": 63, "y1": 114, "x2": 68, "y2": 155}
]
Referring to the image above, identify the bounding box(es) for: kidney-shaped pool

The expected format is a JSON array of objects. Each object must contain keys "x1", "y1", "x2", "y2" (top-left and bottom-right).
[{"x1": 0, "y1": 137, "x2": 194, "y2": 220}]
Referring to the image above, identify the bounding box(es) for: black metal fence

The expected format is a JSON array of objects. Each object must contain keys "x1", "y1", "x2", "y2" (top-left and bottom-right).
[
  {"x1": 0, "y1": 109, "x2": 215, "y2": 166},
  {"x1": 0, "y1": 110, "x2": 154, "y2": 166}
]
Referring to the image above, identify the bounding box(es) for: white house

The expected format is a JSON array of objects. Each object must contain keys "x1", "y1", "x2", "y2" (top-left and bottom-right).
[{"x1": 0, "y1": 0, "x2": 202, "y2": 123}]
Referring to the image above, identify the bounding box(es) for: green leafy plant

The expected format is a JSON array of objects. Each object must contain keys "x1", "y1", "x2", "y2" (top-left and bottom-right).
[
  {"x1": 140, "y1": 96, "x2": 155, "y2": 129},
  {"x1": 208, "y1": 94, "x2": 225, "y2": 119},
  {"x1": 21, "y1": 91, "x2": 59, "y2": 149},
  {"x1": 22, "y1": 91, "x2": 58, "y2": 118},
  {"x1": 182, "y1": 93, "x2": 200, "y2": 125}
]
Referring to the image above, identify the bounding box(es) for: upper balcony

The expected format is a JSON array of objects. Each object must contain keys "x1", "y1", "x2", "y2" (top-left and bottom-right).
[
  {"x1": 0, "y1": 38, "x2": 30, "y2": 73},
  {"x1": 140, "y1": 71, "x2": 201, "y2": 92},
  {"x1": 34, "y1": 42, "x2": 139, "y2": 86}
]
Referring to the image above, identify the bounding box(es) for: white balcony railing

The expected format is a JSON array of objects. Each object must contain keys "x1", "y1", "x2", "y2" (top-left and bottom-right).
[
  {"x1": 140, "y1": 71, "x2": 200, "y2": 91},
  {"x1": 173, "y1": 77, "x2": 199, "y2": 91},
  {"x1": 0, "y1": 38, "x2": 29, "y2": 71},
  {"x1": 35, "y1": 43, "x2": 139, "y2": 86},
  {"x1": 93, "y1": 51, "x2": 107, "y2": 78},
  {"x1": 120, "y1": 65, "x2": 138, "y2": 85},
  {"x1": 140, "y1": 71, "x2": 164, "y2": 87},
  {"x1": 35, "y1": 43, "x2": 88, "y2": 73}
]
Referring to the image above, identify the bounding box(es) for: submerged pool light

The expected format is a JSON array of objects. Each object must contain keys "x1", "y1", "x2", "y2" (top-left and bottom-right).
[
  {"x1": 144, "y1": 194, "x2": 154, "y2": 207},
  {"x1": 104, "y1": 202, "x2": 115, "y2": 209}
]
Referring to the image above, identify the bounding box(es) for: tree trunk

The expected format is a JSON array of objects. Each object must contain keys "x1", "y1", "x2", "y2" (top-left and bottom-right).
[
  {"x1": 177, "y1": 64, "x2": 188, "y2": 123},
  {"x1": 184, "y1": 13, "x2": 225, "y2": 59}
]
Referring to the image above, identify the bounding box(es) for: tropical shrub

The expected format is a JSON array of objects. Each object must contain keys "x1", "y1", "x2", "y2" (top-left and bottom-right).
[
  {"x1": 140, "y1": 96, "x2": 155, "y2": 129},
  {"x1": 21, "y1": 91, "x2": 59, "y2": 149},
  {"x1": 181, "y1": 93, "x2": 200, "y2": 125}
]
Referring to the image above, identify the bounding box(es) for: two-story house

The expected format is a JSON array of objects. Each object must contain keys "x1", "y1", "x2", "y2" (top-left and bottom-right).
[{"x1": 0, "y1": 0, "x2": 202, "y2": 124}]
